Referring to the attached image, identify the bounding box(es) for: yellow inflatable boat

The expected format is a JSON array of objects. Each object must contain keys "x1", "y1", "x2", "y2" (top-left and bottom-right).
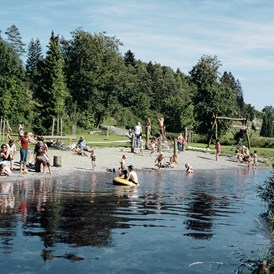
[{"x1": 113, "y1": 177, "x2": 139, "y2": 186}]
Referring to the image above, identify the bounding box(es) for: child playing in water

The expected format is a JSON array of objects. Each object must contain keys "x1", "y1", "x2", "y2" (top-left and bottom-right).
[
  {"x1": 120, "y1": 169, "x2": 128, "y2": 179},
  {"x1": 185, "y1": 163, "x2": 194, "y2": 173},
  {"x1": 90, "y1": 150, "x2": 96, "y2": 169},
  {"x1": 215, "y1": 139, "x2": 221, "y2": 161},
  {"x1": 118, "y1": 154, "x2": 127, "y2": 176},
  {"x1": 0, "y1": 164, "x2": 11, "y2": 176},
  {"x1": 253, "y1": 150, "x2": 258, "y2": 169}
]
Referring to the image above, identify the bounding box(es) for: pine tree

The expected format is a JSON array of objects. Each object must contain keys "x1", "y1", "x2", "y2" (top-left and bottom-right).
[
  {"x1": 0, "y1": 37, "x2": 32, "y2": 123},
  {"x1": 36, "y1": 32, "x2": 69, "y2": 133},
  {"x1": 4, "y1": 25, "x2": 26, "y2": 55}
]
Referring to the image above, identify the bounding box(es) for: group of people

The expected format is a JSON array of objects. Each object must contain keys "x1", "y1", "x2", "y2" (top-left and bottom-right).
[
  {"x1": 232, "y1": 145, "x2": 258, "y2": 169},
  {"x1": 73, "y1": 136, "x2": 96, "y2": 169},
  {"x1": 215, "y1": 138, "x2": 258, "y2": 169},
  {"x1": 118, "y1": 155, "x2": 138, "y2": 184},
  {"x1": 131, "y1": 117, "x2": 167, "y2": 150},
  {"x1": 0, "y1": 123, "x2": 52, "y2": 176}
]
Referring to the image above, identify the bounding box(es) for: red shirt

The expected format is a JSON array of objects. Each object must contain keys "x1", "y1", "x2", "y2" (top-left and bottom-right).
[{"x1": 20, "y1": 136, "x2": 29, "y2": 149}]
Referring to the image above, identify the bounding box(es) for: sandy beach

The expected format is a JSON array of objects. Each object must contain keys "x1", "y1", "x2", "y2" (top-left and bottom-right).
[{"x1": 0, "y1": 145, "x2": 267, "y2": 182}]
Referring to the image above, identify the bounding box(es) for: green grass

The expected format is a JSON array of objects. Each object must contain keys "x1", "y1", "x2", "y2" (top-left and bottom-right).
[{"x1": 189, "y1": 142, "x2": 274, "y2": 166}]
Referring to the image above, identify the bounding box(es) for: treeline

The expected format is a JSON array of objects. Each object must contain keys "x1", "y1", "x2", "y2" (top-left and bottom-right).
[{"x1": 0, "y1": 25, "x2": 273, "y2": 137}]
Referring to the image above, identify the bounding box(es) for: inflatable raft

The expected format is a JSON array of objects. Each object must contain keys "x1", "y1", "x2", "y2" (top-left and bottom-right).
[{"x1": 113, "y1": 177, "x2": 139, "y2": 186}]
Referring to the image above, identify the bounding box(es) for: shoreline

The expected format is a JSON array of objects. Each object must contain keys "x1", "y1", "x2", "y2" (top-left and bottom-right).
[{"x1": 0, "y1": 147, "x2": 271, "y2": 182}]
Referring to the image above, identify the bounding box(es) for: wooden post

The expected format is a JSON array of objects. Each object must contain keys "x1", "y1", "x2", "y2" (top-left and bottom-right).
[
  {"x1": 2, "y1": 120, "x2": 6, "y2": 141},
  {"x1": 215, "y1": 121, "x2": 218, "y2": 140},
  {"x1": 131, "y1": 134, "x2": 135, "y2": 153},
  {"x1": 53, "y1": 156, "x2": 62, "y2": 167},
  {"x1": 57, "y1": 117, "x2": 60, "y2": 135},
  {"x1": 173, "y1": 138, "x2": 177, "y2": 157},
  {"x1": 72, "y1": 124, "x2": 76, "y2": 137},
  {"x1": 158, "y1": 134, "x2": 162, "y2": 153},
  {"x1": 0, "y1": 118, "x2": 2, "y2": 141},
  {"x1": 207, "y1": 115, "x2": 217, "y2": 148},
  {"x1": 145, "y1": 125, "x2": 150, "y2": 149},
  {"x1": 52, "y1": 117, "x2": 55, "y2": 136}
]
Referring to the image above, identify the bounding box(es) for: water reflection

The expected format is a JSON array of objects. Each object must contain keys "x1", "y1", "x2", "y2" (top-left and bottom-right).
[
  {"x1": 0, "y1": 169, "x2": 271, "y2": 273},
  {"x1": 0, "y1": 182, "x2": 14, "y2": 213},
  {"x1": 184, "y1": 192, "x2": 215, "y2": 239}
]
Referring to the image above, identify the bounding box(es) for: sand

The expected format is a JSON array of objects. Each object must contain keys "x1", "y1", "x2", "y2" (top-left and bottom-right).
[{"x1": 0, "y1": 145, "x2": 266, "y2": 182}]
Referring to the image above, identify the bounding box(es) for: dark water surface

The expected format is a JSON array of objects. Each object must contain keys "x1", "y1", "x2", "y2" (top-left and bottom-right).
[{"x1": 0, "y1": 169, "x2": 271, "y2": 273}]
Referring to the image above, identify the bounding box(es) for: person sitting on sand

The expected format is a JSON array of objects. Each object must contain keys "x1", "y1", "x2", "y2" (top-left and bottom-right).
[
  {"x1": 185, "y1": 163, "x2": 194, "y2": 173},
  {"x1": 127, "y1": 165, "x2": 138, "y2": 184},
  {"x1": 75, "y1": 136, "x2": 87, "y2": 155},
  {"x1": 241, "y1": 145, "x2": 250, "y2": 162},
  {"x1": 155, "y1": 152, "x2": 165, "y2": 170},
  {"x1": 231, "y1": 150, "x2": 241, "y2": 162}
]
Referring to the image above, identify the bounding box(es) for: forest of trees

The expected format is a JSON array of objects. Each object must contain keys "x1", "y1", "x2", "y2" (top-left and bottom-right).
[{"x1": 0, "y1": 25, "x2": 273, "y2": 138}]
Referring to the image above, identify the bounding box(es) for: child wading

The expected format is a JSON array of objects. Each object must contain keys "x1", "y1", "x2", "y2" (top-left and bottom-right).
[
  {"x1": 215, "y1": 139, "x2": 221, "y2": 161},
  {"x1": 90, "y1": 150, "x2": 96, "y2": 169}
]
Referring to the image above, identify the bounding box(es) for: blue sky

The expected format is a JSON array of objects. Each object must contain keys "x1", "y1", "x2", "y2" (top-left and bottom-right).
[{"x1": 1, "y1": 0, "x2": 273, "y2": 111}]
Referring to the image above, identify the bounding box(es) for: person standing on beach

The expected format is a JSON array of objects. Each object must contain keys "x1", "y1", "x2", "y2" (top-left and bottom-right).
[
  {"x1": 134, "y1": 122, "x2": 142, "y2": 148},
  {"x1": 215, "y1": 139, "x2": 221, "y2": 161},
  {"x1": 150, "y1": 136, "x2": 157, "y2": 156},
  {"x1": 6, "y1": 122, "x2": 12, "y2": 141},
  {"x1": 18, "y1": 132, "x2": 31, "y2": 173},
  {"x1": 34, "y1": 136, "x2": 51, "y2": 174},
  {"x1": 177, "y1": 133, "x2": 185, "y2": 152},
  {"x1": 7, "y1": 139, "x2": 17, "y2": 170}
]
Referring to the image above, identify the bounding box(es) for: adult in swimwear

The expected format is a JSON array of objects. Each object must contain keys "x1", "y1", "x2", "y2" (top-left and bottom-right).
[{"x1": 127, "y1": 165, "x2": 138, "y2": 184}]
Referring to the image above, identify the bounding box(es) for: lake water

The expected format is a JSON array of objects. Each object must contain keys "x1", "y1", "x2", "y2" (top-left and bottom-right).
[{"x1": 0, "y1": 168, "x2": 271, "y2": 273}]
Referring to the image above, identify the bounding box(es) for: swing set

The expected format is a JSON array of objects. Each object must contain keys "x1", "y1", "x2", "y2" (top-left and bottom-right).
[{"x1": 207, "y1": 115, "x2": 250, "y2": 149}]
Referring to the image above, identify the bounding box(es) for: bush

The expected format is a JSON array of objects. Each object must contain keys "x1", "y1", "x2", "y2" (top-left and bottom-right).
[
  {"x1": 257, "y1": 171, "x2": 274, "y2": 211},
  {"x1": 251, "y1": 137, "x2": 274, "y2": 148}
]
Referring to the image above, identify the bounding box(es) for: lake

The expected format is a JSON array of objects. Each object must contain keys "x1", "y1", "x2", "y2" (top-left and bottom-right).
[{"x1": 0, "y1": 168, "x2": 271, "y2": 273}]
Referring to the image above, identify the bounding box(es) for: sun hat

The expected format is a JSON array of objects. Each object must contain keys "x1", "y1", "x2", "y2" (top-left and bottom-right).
[{"x1": 128, "y1": 165, "x2": 134, "y2": 170}]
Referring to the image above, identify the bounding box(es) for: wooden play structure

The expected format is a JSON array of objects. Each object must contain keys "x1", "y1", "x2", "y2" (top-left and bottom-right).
[
  {"x1": 0, "y1": 118, "x2": 12, "y2": 142},
  {"x1": 208, "y1": 115, "x2": 250, "y2": 148},
  {"x1": 43, "y1": 117, "x2": 76, "y2": 142}
]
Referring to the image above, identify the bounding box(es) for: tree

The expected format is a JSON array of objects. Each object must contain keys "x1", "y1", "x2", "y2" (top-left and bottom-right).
[
  {"x1": 189, "y1": 55, "x2": 221, "y2": 136},
  {"x1": 62, "y1": 30, "x2": 124, "y2": 128},
  {"x1": 260, "y1": 106, "x2": 274, "y2": 137},
  {"x1": 4, "y1": 25, "x2": 26, "y2": 55},
  {"x1": 189, "y1": 55, "x2": 240, "y2": 137},
  {"x1": 124, "y1": 50, "x2": 136, "y2": 67},
  {"x1": 34, "y1": 32, "x2": 69, "y2": 133},
  {"x1": 0, "y1": 37, "x2": 32, "y2": 123},
  {"x1": 26, "y1": 38, "x2": 43, "y2": 100},
  {"x1": 26, "y1": 38, "x2": 43, "y2": 74}
]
